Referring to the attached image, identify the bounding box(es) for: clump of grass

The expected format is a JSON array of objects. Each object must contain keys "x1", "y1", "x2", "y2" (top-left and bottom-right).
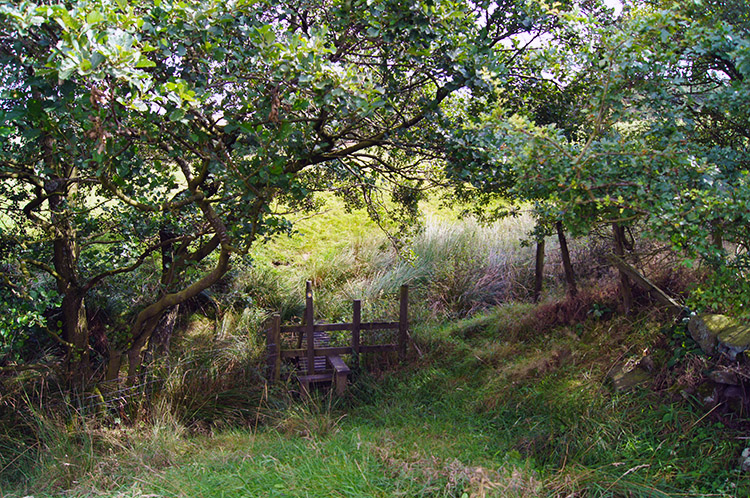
[
  {"x1": 160, "y1": 311, "x2": 268, "y2": 429},
  {"x1": 227, "y1": 262, "x2": 305, "y2": 322},
  {"x1": 0, "y1": 384, "x2": 194, "y2": 497},
  {"x1": 273, "y1": 392, "x2": 346, "y2": 439},
  {"x1": 364, "y1": 214, "x2": 537, "y2": 318}
]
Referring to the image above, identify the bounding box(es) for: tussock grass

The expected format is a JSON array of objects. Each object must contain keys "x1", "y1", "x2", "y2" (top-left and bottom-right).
[{"x1": 364, "y1": 214, "x2": 537, "y2": 316}]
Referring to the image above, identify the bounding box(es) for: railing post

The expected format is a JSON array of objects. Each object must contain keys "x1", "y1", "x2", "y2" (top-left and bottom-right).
[
  {"x1": 305, "y1": 280, "x2": 315, "y2": 374},
  {"x1": 352, "y1": 299, "x2": 361, "y2": 368},
  {"x1": 266, "y1": 313, "x2": 281, "y2": 382},
  {"x1": 398, "y1": 284, "x2": 408, "y2": 360}
]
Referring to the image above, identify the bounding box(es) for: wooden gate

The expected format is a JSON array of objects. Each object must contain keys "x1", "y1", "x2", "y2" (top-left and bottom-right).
[{"x1": 265, "y1": 281, "x2": 408, "y2": 394}]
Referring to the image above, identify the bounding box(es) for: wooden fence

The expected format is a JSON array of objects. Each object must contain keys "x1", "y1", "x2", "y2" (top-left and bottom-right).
[{"x1": 265, "y1": 281, "x2": 408, "y2": 393}]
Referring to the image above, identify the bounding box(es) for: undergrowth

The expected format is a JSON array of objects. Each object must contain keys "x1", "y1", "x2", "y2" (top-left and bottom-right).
[{"x1": 0, "y1": 204, "x2": 740, "y2": 497}]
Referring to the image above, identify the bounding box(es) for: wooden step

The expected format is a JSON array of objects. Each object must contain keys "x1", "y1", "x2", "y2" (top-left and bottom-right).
[
  {"x1": 328, "y1": 355, "x2": 350, "y2": 395},
  {"x1": 297, "y1": 372, "x2": 333, "y2": 395},
  {"x1": 297, "y1": 354, "x2": 350, "y2": 396}
]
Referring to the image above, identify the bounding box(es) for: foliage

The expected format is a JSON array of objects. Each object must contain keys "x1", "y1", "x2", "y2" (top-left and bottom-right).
[
  {"x1": 441, "y1": 0, "x2": 750, "y2": 317},
  {"x1": 0, "y1": 0, "x2": 550, "y2": 382},
  {"x1": 0, "y1": 278, "x2": 61, "y2": 364}
]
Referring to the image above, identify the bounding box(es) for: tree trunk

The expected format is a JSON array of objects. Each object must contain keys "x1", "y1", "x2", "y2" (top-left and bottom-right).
[
  {"x1": 105, "y1": 348, "x2": 122, "y2": 383},
  {"x1": 612, "y1": 223, "x2": 633, "y2": 314},
  {"x1": 143, "y1": 305, "x2": 179, "y2": 366},
  {"x1": 124, "y1": 160, "x2": 233, "y2": 385},
  {"x1": 556, "y1": 221, "x2": 578, "y2": 298},
  {"x1": 712, "y1": 222, "x2": 724, "y2": 252},
  {"x1": 59, "y1": 291, "x2": 90, "y2": 380},
  {"x1": 139, "y1": 228, "x2": 180, "y2": 369},
  {"x1": 533, "y1": 238, "x2": 545, "y2": 302},
  {"x1": 48, "y1": 168, "x2": 90, "y2": 382},
  {"x1": 126, "y1": 246, "x2": 232, "y2": 383},
  {"x1": 41, "y1": 121, "x2": 91, "y2": 384},
  {"x1": 125, "y1": 314, "x2": 161, "y2": 384}
]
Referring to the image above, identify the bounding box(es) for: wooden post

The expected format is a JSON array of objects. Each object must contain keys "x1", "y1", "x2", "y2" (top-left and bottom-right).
[
  {"x1": 305, "y1": 281, "x2": 315, "y2": 374},
  {"x1": 272, "y1": 314, "x2": 281, "y2": 381},
  {"x1": 607, "y1": 254, "x2": 684, "y2": 315},
  {"x1": 352, "y1": 299, "x2": 361, "y2": 368},
  {"x1": 398, "y1": 285, "x2": 408, "y2": 360},
  {"x1": 556, "y1": 221, "x2": 577, "y2": 298},
  {"x1": 266, "y1": 313, "x2": 281, "y2": 382},
  {"x1": 612, "y1": 223, "x2": 633, "y2": 314},
  {"x1": 533, "y1": 239, "x2": 545, "y2": 302}
]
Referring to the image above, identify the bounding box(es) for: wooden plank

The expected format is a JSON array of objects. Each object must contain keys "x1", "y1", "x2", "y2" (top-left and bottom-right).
[
  {"x1": 298, "y1": 373, "x2": 333, "y2": 382},
  {"x1": 305, "y1": 281, "x2": 315, "y2": 375},
  {"x1": 335, "y1": 371, "x2": 347, "y2": 395},
  {"x1": 297, "y1": 372, "x2": 333, "y2": 397},
  {"x1": 279, "y1": 321, "x2": 399, "y2": 334},
  {"x1": 361, "y1": 344, "x2": 398, "y2": 353},
  {"x1": 398, "y1": 284, "x2": 408, "y2": 360},
  {"x1": 328, "y1": 355, "x2": 350, "y2": 395},
  {"x1": 328, "y1": 355, "x2": 350, "y2": 374},
  {"x1": 280, "y1": 323, "x2": 350, "y2": 333},
  {"x1": 361, "y1": 322, "x2": 399, "y2": 331},
  {"x1": 282, "y1": 346, "x2": 351, "y2": 358}
]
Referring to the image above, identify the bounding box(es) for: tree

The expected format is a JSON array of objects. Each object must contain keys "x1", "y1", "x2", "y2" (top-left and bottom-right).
[
  {"x1": 0, "y1": 0, "x2": 552, "y2": 386},
  {"x1": 447, "y1": 0, "x2": 750, "y2": 315}
]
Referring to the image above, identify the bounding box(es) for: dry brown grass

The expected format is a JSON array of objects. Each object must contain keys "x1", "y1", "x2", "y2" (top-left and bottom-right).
[{"x1": 372, "y1": 443, "x2": 542, "y2": 498}]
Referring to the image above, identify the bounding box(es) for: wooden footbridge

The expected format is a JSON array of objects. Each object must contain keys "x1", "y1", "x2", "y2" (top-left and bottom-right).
[{"x1": 265, "y1": 281, "x2": 408, "y2": 395}]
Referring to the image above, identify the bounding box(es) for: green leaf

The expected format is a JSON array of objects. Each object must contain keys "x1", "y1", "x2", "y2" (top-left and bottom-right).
[
  {"x1": 90, "y1": 51, "x2": 105, "y2": 69},
  {"x1": 135, "y1": 56, "x2": 156, "y2": 68},
  {"x1": 169, "y1": 108, "x2": 186, "y2": 122},
  {"x1": 86, "y1": 11, "x2": 104, "y2": 24}
]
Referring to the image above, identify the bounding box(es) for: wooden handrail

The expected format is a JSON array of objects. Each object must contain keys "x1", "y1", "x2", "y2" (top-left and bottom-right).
[{"x1": 279, "y1": 321, "x2": 399, "y2": 333}]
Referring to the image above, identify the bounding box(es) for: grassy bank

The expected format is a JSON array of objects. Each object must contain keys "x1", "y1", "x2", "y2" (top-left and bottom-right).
[{"x1": 4, "y1": 306, "x2": 745, "y2": 497}]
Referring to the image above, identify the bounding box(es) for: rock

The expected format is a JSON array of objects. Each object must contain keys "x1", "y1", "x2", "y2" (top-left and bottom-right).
[
  {"x1": 707, "y1": 369, "x2": 740, "y2": 385},
  {"x1": 638, "y1": 355, "x2": 656, "y2": 373},
  {"x1": 717, "y1": 324, "x2": 750, "y2": 360},
  {"x1": 688, "y1": 314, "x2": 750, "y2": 359},
  {"x1": 723, "y1": 386, "x2": 747, "y2": 414},
  {"x1": 609, "y1": 364, "x2": 652, "y2": 392},
  {"x1": 741, "y1": 448, "x2": 750, "y2": 472},
  {"x1": 689, "y1": 314, "x2": 725, "y2": 355},
  {"x1": 695, "y1": 381, "x2": 719, "y2": 406}
]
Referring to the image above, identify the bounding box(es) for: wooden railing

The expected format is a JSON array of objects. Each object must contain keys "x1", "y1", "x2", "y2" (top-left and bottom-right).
[{"x1": 265, "y1": 281, "x2": 408, "y2": 390}]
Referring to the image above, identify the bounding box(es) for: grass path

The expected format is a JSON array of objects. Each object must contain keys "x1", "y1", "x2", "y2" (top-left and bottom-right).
[{"x1": 48, "y1": 308, "x2": 747, "y2": 498}]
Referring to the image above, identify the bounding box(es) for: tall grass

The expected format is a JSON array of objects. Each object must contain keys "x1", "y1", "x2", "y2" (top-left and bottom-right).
[
  {"x1": 360, "y1": 213, "x2": 539, "y2": 319},
  {"x1": 1, "y1": 200, "x2": 727, "y2": 497}
]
